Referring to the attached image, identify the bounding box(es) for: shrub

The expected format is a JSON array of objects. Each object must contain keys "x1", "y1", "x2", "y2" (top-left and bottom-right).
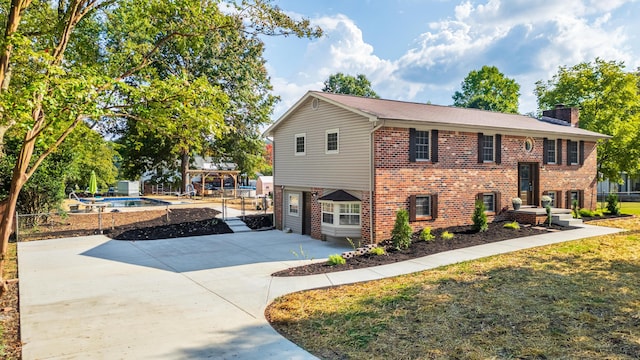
[
  {"x1": 391, "y1": 209, "x2": 412, "y2": 250},
  {"x1": 606, "y1": 193, "x2": 621, "y2": 215},
  {"x1": 441, "y1": 231, "x2": 454, "y2": 240},
  {"x1": 472, "y1": 199, "x2": 488, "y2": 232},
  {"x1": 420, "y1": 227, "x2": 435, "y2": 242},
  {"x1": 572, "y1": 200, "x2": 581, "y2": 219},
  {"x1": 369, "y1": 247, "x2": 386, "y2": 256},
  {"x1": 503, "y1": 221, "x2": 520, "y2": 230},
  {"x1": 579, "y1": 208, "x2": 596, "y2": 217},
  {"x1": 327, "y1": 254, "x2": 346, "y2": 266}
]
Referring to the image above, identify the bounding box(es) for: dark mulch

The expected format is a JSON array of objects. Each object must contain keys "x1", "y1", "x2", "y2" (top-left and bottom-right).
[
  {"x1": 272, "y1": 221, "x2": 573, "y2": 277},
  {"x1": 241, "y1": 214, "x2": 273, "y2": 230}
]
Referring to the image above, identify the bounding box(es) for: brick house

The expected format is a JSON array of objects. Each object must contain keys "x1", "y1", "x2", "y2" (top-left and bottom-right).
[{"x1": 264, "y1": 91, "x2": 609, "y2": 243}]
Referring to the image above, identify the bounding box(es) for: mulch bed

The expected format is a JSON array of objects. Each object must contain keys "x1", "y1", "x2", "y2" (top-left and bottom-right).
[{"x1": 272, "y1": 221, "x2": 573, "y2": 277}]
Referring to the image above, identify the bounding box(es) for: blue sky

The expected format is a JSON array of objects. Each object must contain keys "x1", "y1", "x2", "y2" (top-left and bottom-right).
[{"x1": 261, "y1": 0, "x2": 640, "y2": 118}]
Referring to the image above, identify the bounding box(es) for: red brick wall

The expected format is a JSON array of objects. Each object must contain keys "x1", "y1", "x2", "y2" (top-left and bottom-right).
[
  {"x1": 310, "y1": 187, "x2": 323, "y2": 240},
  {"x1": 274, "y1": 186, "x2": 283, "y2": 230},
  {"x1": 372, "y1": 127, "x2": 598, "y2": 242}
]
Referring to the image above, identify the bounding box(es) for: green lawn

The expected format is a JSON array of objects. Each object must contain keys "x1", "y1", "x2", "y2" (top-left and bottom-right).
[
  {"x1": 621, "y1": 201, "x2": 640, "y2": 215},
  {"x1": 267, "y1": 217, "x2": 640, "y2": 359}
]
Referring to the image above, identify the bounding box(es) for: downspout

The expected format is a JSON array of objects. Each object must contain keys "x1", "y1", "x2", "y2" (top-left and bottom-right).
[{"x1": 369, "y1": 119, "x2": 385, "y2": 243}]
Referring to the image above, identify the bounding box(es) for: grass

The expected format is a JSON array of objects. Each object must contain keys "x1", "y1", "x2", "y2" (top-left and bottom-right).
[
  {"x1": 620, "y1": 202, "x2": 640, "y2": 216},
  {"x1": 267, "y1": 217, "x2": 640, "y2": 359}
]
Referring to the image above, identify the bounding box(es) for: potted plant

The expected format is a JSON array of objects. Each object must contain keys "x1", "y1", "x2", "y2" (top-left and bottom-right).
[
  {"x1": 511, "y1": 197, "x2": 522, "y2": 210},
  {"x1": 541, "y1": 195, "x2": 552, "y2": 208}
]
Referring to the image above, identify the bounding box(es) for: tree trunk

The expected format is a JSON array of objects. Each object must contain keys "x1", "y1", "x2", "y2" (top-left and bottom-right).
[
  {"x1": 0, "y1": 128, "x2": 35, "y2": 295},
  {"x1": 180, "y1": 150, "x2": 189, "y2": 193}
]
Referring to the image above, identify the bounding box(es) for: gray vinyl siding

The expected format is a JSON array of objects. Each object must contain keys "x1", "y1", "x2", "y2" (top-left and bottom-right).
[
  {"x1": 283, "y1": 190, "x2": 303, "y2": 234},
  {"x1": 273, "y1": 97, "x2": 371, "y2": 191},
  {"x1": 321, "y1": 224, "x2": 361, "y2": 238}
]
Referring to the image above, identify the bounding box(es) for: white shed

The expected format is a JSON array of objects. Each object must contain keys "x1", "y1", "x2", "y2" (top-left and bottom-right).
[{"x1": 256, "y1": 176, "x2": 273, "y2": 196}]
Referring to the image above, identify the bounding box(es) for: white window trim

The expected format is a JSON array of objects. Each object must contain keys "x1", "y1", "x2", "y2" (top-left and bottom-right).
[
  {"x1": 294, "y1": 133, "x2": 306, "y2": 156},
  {"x1": 568, "y1": 141, "x2": 579, "y2": 165},
  {"x1": 415, "y1": 130, "x2": 430, "y2": 161},
  {"x1": 321, "y1": 202, "x2": 334, "y2": 224},
  {"x1": 415, "y1": 195, "x2": 432, "y2": 217},
  {"x1": 318, "y1": 200, "x2": 361, "y2": 227},
  {"x1": 325, "y1": 128, "x2": 339, "y2": 154},
  {"x1": 482, "y1": 134, "x2": 495, "y2": 163},
  {"x1": 547, "y1": 139, "x2": 557, "y2": 165},
  {"x1": 288, "y1": 193, "x2": 300, "y2": 217}
]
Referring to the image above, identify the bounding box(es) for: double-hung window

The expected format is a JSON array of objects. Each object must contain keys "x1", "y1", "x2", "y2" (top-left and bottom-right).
[
  {"x1": 409, "y1": 194, "x2": 438, "y2": 221},
  {"x1": 483, "y1": 193, "x2": 496, "y2": 212},
  {"x1": 294, "y1": 133, "x2": 306, "y2": 156},
  {"x1": 321, "y1": 202, "x2": 334, "y2": 224},
  {"x1": 568, "y1": 141, "x2": 578, "y2": 165},
  {"x1": 415, "y1": 130, "x2": 429, "y2": 161},
  {"x1": 546, "y1": 139, "x2": 556, "y2": 164},
  {"x1": 477, "y1": 133, "x2": 501, "y2": 164},
  {"x1": 482, "y1": 135, "x2": 494, "y2": 162},
  {"x1": 326, "y1": 128, "x2": 339, "y2": 154},
  {"x1": 339, "y1": 203, "x2": 360, "y2": 225},
  {"x1": 288, "y1": 194, "x2": 299, "y2": 216}
]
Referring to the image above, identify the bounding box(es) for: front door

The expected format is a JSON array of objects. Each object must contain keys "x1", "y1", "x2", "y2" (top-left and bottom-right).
[
  {"x1": 518, "y1": 163, "x2": 538, "y2": 205},
  {"x1": 302, "y1": 191, "x2": 312, "y2": 235}
]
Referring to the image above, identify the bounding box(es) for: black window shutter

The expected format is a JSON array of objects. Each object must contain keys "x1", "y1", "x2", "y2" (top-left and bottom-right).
[
  {"x1": 556, "y1": 190, "x2": 563, "y2": 208},
  {"x1": 579, "y1": 141, "x2": 585, "y2": 165},
  {"x1": 431, "y1": 130, "x2": 439, "y2": 163},
  {"x1": 495, "y1": 191, "x2": 501, "y2": 213},
  {"x1": 566, "y1": 140, "x2": 572, "y2": 165},
  {"x1": 579, "y1": 190, "x2": 584, "y2": 208},
  {"x1": 542, "y1": 138, "x2": 548, "y2": 164},
  {"x1": 431, "y1": 194, "x2": 438, "y2": 219},
  {"x1": 409, "y1": 128, "x2": 416, "y2": 162},
  {"x1": 477, "y1": 133, "x2": 484, "y2": 163},
  {"x1": 495, "y1": 134, "x2": 502, "y2": 164},
  {"x1": 557, "y1": 139, "x2": 563, "y2": 165},
  {"x1": 409, "y1": 195, "x2": 416, "y2": 222}
]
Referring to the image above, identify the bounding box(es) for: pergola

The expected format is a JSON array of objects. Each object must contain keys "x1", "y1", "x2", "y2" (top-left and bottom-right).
[{"x1": 186, "y1": 169, "x2": 240, "y2": 197}]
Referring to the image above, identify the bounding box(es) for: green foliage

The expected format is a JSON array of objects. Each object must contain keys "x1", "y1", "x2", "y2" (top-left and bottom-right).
[
  {"x1": 391, "y1": 209, "x2": 412, "y2": 250},
  {"x1": 420, "y1": 227, "x2": 435, "y2": 242},
  {"x1": 572, "y1": 200, "x2": 581, "y2": 219},
  {"x1": 503, "y1": 221, "x2": 520, "y2": 230},
  {"x1": 472, "y1": 199, "x2": 489, "y2": 232},
  {"x1": 535, "y1": 58, "x2": 640, "y2": 182},
  {"x1": 452, "y1": 65, "x2": 521, "y2": 113},
  {"x1": 606, "y1": 193, "x2": 621, "y2": 215},
  {"x1": 579, "y1": 208, "x2": 597, "y2": 217},
  {"x1": 369, "y1": 247, "x2": 386, "y2": 256},
  {"x1": 441, "y1": 231, "x2": 454, "y2": 240},
  {"x1": 346, "y1": 237, "x2": 361, "y2": 251},
  {"x1": 290, "y1": 245, "x2": 312, "y2": 260},
  {"x1": 322, "y1": 73, "x2": 379, "y2": 98},
  {"x1": 327, "y1": 254, "x2": 346, "y2": 266}
]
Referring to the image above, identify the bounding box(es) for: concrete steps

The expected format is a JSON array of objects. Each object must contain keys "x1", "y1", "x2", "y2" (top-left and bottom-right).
[
  {"x1": 552, "y1": 213, "x2": 583, "y2": 227},
  {"x1": 225, "y1": 217, "x2": 252, "y2": 233}
]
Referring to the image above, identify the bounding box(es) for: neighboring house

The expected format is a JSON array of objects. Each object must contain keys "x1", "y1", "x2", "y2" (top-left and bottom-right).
[{"x1": 264, "y1": 91, "x2": 609, "y2": 243}]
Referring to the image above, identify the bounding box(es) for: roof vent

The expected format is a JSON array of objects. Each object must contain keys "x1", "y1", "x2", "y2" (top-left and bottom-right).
[{"x1": 312, "y1": 98, "x2": 319, "y2": 110}]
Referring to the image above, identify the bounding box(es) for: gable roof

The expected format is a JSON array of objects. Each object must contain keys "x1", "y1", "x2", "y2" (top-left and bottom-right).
[
  {"x1": 265, "y1": 91, "x2": 610, "y2": 140},
  {"x1": 318, "y1": 190, "x2": 360, "y2": 202}
]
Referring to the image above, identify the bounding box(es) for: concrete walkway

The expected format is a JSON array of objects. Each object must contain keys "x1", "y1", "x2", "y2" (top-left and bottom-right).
[{"x1": 18, "y1": 224, "x2": 622, "y2": 359}]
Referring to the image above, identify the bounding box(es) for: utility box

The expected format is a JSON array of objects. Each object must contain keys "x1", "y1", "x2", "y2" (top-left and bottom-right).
[{"x1": 117, "y1": 181, "x2": 140, "y2": 196}]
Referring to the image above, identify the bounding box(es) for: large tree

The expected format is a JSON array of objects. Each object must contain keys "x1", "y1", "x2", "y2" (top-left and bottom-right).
[
  {"x1": 452, "y1": 65, "x2": 520, "y2": 113},
  {"x1": 322, "y1": 73, "x2": 379, "y2": 98},
  {"x1": 117, "y1": 12, "x2": 279, "y2": 187},
  {"x1": 535, "y1": 58, "x2": 640, "y2": 182},
  {"x1": 0, "y1": 0, "x2": 320, "y2": 292}
]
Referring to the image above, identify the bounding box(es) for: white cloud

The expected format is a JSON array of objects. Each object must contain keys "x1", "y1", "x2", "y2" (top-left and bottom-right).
[{"x1": 267, "y1": 0, "x2": 639, "y2": 117}]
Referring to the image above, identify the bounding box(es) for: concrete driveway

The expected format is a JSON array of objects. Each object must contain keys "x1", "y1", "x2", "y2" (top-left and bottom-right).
[
  {"x1": 18, "y1": 224, "x2": 622, "y2": 359},
  {"x1": 18, "y1": 230, "x2": 352, "y2": 359}
]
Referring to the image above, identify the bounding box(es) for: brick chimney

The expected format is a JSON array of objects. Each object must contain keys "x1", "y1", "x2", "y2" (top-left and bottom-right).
[{"x1": 542, "y1": 104, "x2": 579, "y2": 127}]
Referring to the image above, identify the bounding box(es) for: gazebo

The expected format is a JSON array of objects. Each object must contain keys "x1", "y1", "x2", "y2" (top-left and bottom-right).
[{"x1": 186, "y1": 169, "x2": 240, "y2": 198}]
